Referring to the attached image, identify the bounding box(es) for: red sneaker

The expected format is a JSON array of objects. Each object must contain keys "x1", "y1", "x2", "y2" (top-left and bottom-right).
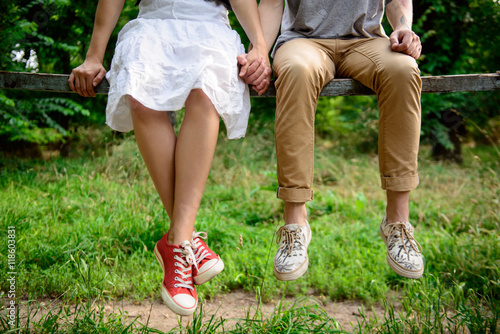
[
  {"x1": 154, "y1": 233, "x2": 198, "y2": 316},
  {"x1": 191, "y1": 231, "x2": 225, "y2": 285}
]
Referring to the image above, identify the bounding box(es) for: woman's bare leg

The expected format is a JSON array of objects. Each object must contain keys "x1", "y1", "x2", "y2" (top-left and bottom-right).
[
  {"x1": 129, "y1": 91, "x2": 219, "y2": 245},
  {"x1": 169, "y1": 89, "x2": 220, "y2": 244},
  {"x1": 130, "y1": 96, "x2": 176, "y2": 218}
]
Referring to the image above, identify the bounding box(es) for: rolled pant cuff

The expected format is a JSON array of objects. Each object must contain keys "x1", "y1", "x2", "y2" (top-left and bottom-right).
[
  {"x1": 276, "y1": 187, "x2": 313, "y2": 202},
  {"x1": 380, "y1": 174, "x2": 419, "y2": 192}
]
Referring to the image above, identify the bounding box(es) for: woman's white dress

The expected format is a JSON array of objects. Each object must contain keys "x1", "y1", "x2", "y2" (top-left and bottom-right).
[{"x1": 105, "y1": 0, "x2": 250, "y2": 139}]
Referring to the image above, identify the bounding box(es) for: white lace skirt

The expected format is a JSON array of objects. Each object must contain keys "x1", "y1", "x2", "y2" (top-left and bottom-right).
[{"x1": 105, "y1": 0, "x2": 250, "y2": 139}]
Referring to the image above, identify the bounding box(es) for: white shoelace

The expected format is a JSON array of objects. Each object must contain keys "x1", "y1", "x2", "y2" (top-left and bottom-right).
[
  {"x1": 173, "y1": 241, "x2": 198, "y2": 289},
  {"x1": 191, "y1": 231, "x2": 211, "y2": 266},
  {"x1": 276, "y1": 226, "x2": 305, "y2": 255}
]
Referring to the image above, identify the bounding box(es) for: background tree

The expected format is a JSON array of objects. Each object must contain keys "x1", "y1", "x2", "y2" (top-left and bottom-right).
[
  {"x1": 413, "y1": 0, "x2": 500, "y2": 161},
  {"x1": 0, "y1": 0, "x2": 137, "y2": 156},
  {"x1": 1, "y1": 0, "x2": 499, "y2": 159}
]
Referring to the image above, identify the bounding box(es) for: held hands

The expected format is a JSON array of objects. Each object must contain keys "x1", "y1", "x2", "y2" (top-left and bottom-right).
[
  {"x1": 68, "y1": 58, "x2": 107, "y2": 97},
  {"x1": 237, "y1": 44, "x2": 271, "y2": 96},
  {"x1": 390, "y1": 29, "x2": 422, "y2": 60}
]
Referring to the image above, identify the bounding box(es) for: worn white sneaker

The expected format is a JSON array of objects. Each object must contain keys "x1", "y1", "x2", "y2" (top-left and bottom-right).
[
  {"x1": 274, "y1": 221, "x2": 311, "y2": 281},
  {"x1": 379, "y1": 215, "x2": 424, "y2": 279}
]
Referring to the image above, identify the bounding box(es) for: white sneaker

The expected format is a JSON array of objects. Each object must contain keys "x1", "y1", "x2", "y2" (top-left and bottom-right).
[
  {"x1": 274, "y1": 221, "x2": 311, "y2": 281},
  {"x1": 379, "y1": 215, "x2": 424, "y2": 279}
]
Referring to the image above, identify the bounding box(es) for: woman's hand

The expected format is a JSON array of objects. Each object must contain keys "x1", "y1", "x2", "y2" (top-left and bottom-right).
[
  {"x1": 68, "y1": 0, "x2": 126, "y2": 97},
  {"x1": 68, "y1": 58, "x2": 107, "y2": 97},
  {"x1": 238, "y1": 44, "x2": 271, "y2": 95},
  {"x1": 229, "y1": 0, "x2": 272, "y2": 95}
]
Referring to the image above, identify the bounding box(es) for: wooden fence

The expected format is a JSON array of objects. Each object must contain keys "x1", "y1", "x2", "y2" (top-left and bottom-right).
[{"x1": 1, "y1": 71, "x2": 499, "y2": 97}]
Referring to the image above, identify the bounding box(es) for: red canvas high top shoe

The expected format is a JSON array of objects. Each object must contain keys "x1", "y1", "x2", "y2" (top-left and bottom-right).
[
  {"x1": 154, "y1": 233, "x2": 198, "y2": 316},
  {"x1": 191, "y1": 231, "x2": 225, "y2": 285}
]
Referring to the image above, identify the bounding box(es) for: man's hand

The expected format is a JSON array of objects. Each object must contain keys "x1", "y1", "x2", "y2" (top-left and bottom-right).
[
  {"x1": 390, "y1": 29, "x2": 422, "y2": 60},
  {"x1": 237, "y1": 48, "x2": 271, "y2": 96},
  {"x1": 68, "y1": 59, "x2": 107, "y2": 97}
]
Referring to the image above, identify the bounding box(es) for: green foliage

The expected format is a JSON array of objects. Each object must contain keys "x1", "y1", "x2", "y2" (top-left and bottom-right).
[
  {"x1": 315, "y1": 96, "x2": 380, "y2": 153},
  {"x1": 0, "y1": 2, "x2": 38, "y2": 71},
  {"x1": 0, "y1": 1, "x2": 140, "y2": 148},
  {"x1": 414, "y1": 0, "x2": 500, "y2": 75},
  {"x1": 2, "y1": 0, "x2": 500, "y2": 154},
  {"x1": 412, "y1": 0, "x2": 500, "y2": 149},
  {"x1": 1, "y1": 0, "x2": 137, "y2": 73},
  {"x1": 0, "y1": 94, "x2": 90, "y2": 144},
  {"x1": 0, "y1": 298, "x2": 146, "y2": 333},
  {"x1": 229, "y1": 297, "x2": 346, "y2": 333},
  {"x1": 355, "y1": 275, "x2": 500, "y2": 334}
]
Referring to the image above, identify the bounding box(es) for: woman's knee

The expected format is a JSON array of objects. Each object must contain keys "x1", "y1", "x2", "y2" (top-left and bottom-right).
[
  {"x1": 128, "y1": 96, "x2": 155, "y2": 122},
  {"x1": 128, "y1": 95, "x2": 145, "y2": 111},
  {"x1": 185, "y1": 90, "x2": 212, "y2": 109},
  {"x1": 184, "y1": 89, "x2": 218, "y2": 119},
  {"x1": 128, "y1": 95, "x2": 169, "y2": 126}
]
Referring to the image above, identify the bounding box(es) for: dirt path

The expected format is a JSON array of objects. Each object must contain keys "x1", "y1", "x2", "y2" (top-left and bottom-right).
[{"x1": 19, "y1": 291, "x2": 388, "y2": 333}]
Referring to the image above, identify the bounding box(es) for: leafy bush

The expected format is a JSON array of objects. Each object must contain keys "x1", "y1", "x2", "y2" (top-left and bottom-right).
[
  {"x1": 413, "y1": 0, "x2": 500, "y2": 151},
  {"x1": 0, "y1": 94, "x2": 89, "y2": 144},
  {"x1": 2, "y1": 0, "x2": 499, "y2": 156}
]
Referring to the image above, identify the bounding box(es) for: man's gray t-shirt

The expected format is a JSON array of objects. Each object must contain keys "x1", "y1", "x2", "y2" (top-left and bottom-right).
[{"x1": 273, "y1": 0, "x2": 387, "y2": 56}]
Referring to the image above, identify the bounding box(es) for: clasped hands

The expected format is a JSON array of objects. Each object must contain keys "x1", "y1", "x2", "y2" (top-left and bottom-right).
[{"x1": 237, "y1": 45, "x2": 272, "y2": 96}]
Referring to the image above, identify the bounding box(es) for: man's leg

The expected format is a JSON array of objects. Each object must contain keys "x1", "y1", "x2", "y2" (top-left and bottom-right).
[
  {"x1": 272, "y1": 39, "x2": 335, "y2": 281},
  {"x1": 337, "y1": 38, "x2": 423, "y2": 279}
]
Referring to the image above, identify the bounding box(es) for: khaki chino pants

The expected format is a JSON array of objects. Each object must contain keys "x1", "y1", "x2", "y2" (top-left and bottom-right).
[{"x1": 273, "y1": 38, "x2": 422, "y2": 202}]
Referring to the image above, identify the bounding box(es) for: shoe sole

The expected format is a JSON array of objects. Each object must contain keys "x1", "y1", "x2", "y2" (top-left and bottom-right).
[
  {"x1": 274, "y1": 226, "x2": 312, "y2": 281},
  {"x1": 154, "y1": 244, "x2": 197, "y2": 316},
  {"x1": 274, "y1": 257, "x2": 309, "y2": 281},
  {"x1": 379, "y1": 224, "x2": 423, "y2": 279},
  {"x1": 193, "y1": 259, "x2": 225, "y2": 285}
]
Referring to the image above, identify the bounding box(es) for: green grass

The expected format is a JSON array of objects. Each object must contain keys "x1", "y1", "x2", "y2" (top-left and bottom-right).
[{"x1": 1, "y1": 125, "x2": 499, "y2": 332}]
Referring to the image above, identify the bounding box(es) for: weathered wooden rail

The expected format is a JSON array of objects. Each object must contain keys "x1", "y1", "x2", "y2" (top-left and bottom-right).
[{"x1": 1, "y1": 71, "x2": 499, "y2": 96}]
